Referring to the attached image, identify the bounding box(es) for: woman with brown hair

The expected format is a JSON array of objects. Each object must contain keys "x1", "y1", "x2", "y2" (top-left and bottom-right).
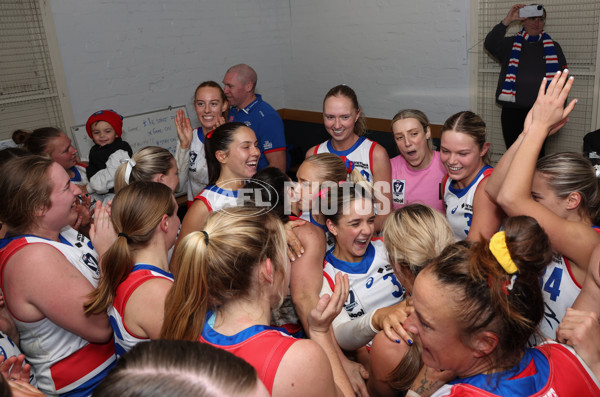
[
  {"x1": 0, "y1": 156, "x2": 115, "y2": 396},
  {"x1": 403, "y1": 216, "x2": 600, "y2": 396}
]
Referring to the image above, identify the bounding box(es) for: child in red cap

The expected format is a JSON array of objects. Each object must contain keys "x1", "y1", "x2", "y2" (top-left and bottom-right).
[{"x1": 85, "y1": 109, "x2": 133, "y2": 200}]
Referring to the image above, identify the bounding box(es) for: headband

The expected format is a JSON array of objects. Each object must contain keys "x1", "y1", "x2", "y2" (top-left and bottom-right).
[{"x1": 124, "y1": 158, "x2": 136, "y2": 184}]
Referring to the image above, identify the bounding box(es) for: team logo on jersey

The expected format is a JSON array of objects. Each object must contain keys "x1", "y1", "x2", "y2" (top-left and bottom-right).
[
  {"x1": 81, "y1": 253, "x2": 99, "y2": 275},
  {"x1": 366, "y1": 277, "x2": 374, "y2": 288},
  {"x1": 392, "y1": 179, "x2": 405, "y2": 204},
  {"x1": 344, "y1": 290, "x2": 366, "y2": 318},
  {"x1": 451, "y1": 205, "x2": 459, "y2": 214}
]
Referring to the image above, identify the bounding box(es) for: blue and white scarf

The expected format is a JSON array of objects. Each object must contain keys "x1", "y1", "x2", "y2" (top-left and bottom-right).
[{"x1": 498, "y1": 29, "x2": 559, "y2": 103}]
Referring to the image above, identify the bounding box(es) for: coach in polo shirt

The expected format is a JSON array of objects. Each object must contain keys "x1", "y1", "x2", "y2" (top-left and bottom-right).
[{"x1": 223, "y1": 64, "x2": 286, "y2": 172}]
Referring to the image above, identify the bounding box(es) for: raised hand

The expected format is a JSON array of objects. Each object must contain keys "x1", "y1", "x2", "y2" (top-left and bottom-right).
[
  {"x1": 528, "y1": 69, "x2": 577, "y2": 136},
  {"x1": 503, "y1": 4, "x2": 526, "y2": 26},
  {"x1": 175, "y1": 109, "x2": 193, "y2": 149},
  {"x1": 89, "y1": 201, "x2": 117, "y2": 258},
  {"x1": 308, "y1": 272, "x2": 349, "y2": 334}
]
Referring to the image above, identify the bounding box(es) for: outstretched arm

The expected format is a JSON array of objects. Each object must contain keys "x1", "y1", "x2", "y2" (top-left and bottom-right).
[{"x1": 496, "y1": 70, "x2": 597, "y2": 270}]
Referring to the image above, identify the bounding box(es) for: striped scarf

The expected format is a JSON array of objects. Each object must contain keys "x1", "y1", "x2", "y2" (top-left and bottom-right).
[{"x1": 498, "y1": 29, "x2": 559, "y2": 103}]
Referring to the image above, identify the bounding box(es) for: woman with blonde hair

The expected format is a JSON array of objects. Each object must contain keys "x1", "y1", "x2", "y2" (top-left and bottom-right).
[
  {"x1": 390, "y1": 110, "x2": 446, "y2": 213},
  {"x1": 487, "y1": 69, "x2": 600, "y2": 340},
  {"x1": 368, "y1": 204, "x2": 454, "y2": 397},
  {"x1": 114, "y1": 146, "x2": 179, "y2": 192},
  {"x1": 161, "y1": 206, "x2": 352, "y2": 397},
  {"x1": 85, "y1": 182, "x2": 179, "y2": 357},
  {"x1": 307, "y1": 85, "x2": 392, "y2": 231},
  {"x1": 295, "y1": 152, "x2": 368, "y2": 233}
]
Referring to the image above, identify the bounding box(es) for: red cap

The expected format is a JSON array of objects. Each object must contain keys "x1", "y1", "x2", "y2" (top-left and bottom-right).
[{"x1": 85, "y1": 109, "x2": 123, "y2": 138}]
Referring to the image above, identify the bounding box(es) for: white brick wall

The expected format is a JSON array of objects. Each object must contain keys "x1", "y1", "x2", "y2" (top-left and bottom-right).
[
  {"x1": 284, "y1": 0, "x2": 471, "y2": 124},
  {"x1": 49, "y1": 0, "x2": 470, "y2": 127},
  {"x1": 50, "y1": 0, "x2": 291, "y2": 127}
]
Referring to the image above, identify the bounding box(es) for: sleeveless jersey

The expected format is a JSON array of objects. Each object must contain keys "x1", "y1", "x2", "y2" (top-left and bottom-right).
[
  {"x1": 433, "y1": 342, "x2": 600, "y2": 396},
  {"x1": 194, "y1": 184, "x2": 240, "y2": 212},
  {"x1": 0, "y1": 330, "x2": 37, "y2": 386},
  {"x1": 0, "y1": 231, "x2": 116, "y2": 396},
  {"x1": 199, "y1": 312, "x2": 299, "y2": 394},
  {"x1": 536, "y1": 253, "x2": 581, "y2": 341},
  {"x1": 108, "y1": 264, "x2": 174, "y2": 358},
  {"x1": 313, "y1": 136, "x2": 377, "y2": 183},
  {"x1": 186, "y1": 128, "x2": 209, "y2": 202},
  {"x1": 442, "y1": 165, "x2": 493, "y2": 240},
  {"x1": 70, "y1": 164, "x2": 89, "y2": 187},
  {"x1": 323, "y1": 239, "x2": 405, "y2": 321}
]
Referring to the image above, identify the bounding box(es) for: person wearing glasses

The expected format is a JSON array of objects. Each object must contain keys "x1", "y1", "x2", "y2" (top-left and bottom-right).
[{"x1": 484, "y1": 4, "x2": 567, "y2": 155}]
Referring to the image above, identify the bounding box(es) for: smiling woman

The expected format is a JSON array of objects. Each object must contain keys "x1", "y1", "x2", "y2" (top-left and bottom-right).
[
  {"x1": 178, "y1": 122, "x2": 261, "y2": 243},
  {"x1": 0, "y1": 156, "x2": 116, "y2": 395},
  {"x1": 321, "y1": 184, "x2": 407, "y2": 354},
  {"x1": 175, "y1": 81, "x2": 229, "y2": 205},
  {"x1": 307, "y1": 85, "x2": 392, "y2": 232},
  {"x1": 440, "y1": 111, "x2": 503, "y2": 241},
  {"x1": 403, "y1": 216, "x2": 600, "y2": 396}
]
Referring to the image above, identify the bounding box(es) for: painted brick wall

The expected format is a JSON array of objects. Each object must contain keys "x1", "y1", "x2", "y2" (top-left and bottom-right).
[
  {"x1": 50, "y1": 0, "x2": 470, "y2": 127},
  {"x1": 50, "y1": 0, "x2": 291, "y2": 127},
  {"x1": 285, "y1": 0, "x2": 471, "y2": 124}
]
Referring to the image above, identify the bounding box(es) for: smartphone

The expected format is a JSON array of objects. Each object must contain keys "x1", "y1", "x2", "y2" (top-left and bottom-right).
[{"x1": 519, "y1": 5, "x2": 544, "y2": 18}]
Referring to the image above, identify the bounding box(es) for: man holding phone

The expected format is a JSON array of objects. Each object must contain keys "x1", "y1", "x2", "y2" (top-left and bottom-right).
[{"x1": 484, "y1": 4, "x2": 567, "y2": 155}]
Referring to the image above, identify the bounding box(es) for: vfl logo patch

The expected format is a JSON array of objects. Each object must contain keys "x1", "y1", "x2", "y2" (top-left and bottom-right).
[{"x1": 451, "y1": 206, "x2": 459, "y2": 214}]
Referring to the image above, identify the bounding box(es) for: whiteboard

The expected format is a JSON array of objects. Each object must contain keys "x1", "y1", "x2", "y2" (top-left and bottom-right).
[{"x1": 71, "y1": 105, "x2": 187, "y2": 161}]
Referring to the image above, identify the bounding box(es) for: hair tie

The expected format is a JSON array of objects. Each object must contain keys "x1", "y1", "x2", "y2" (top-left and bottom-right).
[
  {"x1": 206, "y1": 129, "x2": 214, "y2": 139},
  {"x1": 200, "y1": 230, "x2": 209, "y2": 245},
  {"x1": 489, "y1": 231, "x2": 518, "y2": 274},
  {"x1": 313, "y1": 187, "x2": 329, "y2": 200},
  {"x1": 343, "y1": 157, "x2": 355, "y2": 174},
  {"x1": 118, "y1": 232, "x2": 129, "y2": 240},
  {"x1": 124, "y1": 158, "x2": 136, "y2": 184}
]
